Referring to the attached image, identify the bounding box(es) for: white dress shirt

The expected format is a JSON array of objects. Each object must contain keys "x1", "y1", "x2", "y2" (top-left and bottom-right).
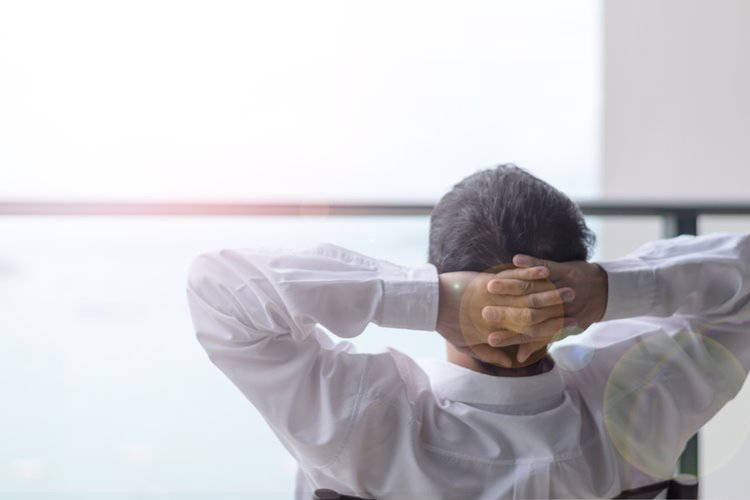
[{"x1": 186, "y1": 233, "x2": 750, "y2": 499}]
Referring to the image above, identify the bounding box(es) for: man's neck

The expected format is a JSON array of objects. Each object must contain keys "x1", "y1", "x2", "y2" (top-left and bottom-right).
[
  {"x1": 445, "y1": 343, "x2": 555, "y2": 377},
  {"x1": 470, "y1": 356, "x2": 555, "y2": 377}
]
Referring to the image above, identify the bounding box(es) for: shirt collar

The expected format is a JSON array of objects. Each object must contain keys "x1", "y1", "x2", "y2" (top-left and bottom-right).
[{"x1": 417, "y1": 358, "x2": 565, "y2": 407}]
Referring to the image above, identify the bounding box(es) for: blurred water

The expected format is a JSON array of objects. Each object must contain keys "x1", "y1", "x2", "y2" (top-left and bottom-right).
[
  {"x1": 0, "y1": 216, "x2": 441, "y2": 496},
  {"x1": 1, "y1": 214, "x2": 624, "y2": 497}
]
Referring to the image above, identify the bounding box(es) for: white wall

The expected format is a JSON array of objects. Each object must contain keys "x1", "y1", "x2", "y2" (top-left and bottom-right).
[
  {"x1": 604, "y1": 0, "x2": 750, "y2": 203},
  {"x1": 603, "y1": 1, "x2": 750, "y2": 497}
]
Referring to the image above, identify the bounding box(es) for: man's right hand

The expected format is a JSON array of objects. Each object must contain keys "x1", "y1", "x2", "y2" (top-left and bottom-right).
[
  {"x1": 436, "y1": 266, "x2": 576, "y2": 368},
  {"x1": 485, "y1": 255, "x2": 609, "y2": 363}
]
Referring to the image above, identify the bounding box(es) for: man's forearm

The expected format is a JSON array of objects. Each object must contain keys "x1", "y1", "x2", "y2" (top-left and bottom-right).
[
  {"x1": 599, "y1": 233, "x2": 750, "y2": 322},
  {"x1": 187, "y1": 243, "x2": 438, "y2": 342}
]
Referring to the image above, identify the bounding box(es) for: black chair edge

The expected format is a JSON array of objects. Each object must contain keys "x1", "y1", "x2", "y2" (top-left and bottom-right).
[{"x1": 314, "y1": 474, "x2": 698, "y2": 500}]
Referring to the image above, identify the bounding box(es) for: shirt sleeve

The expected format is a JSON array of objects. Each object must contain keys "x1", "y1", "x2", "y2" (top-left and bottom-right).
[
  {"x1": 562, "y1": 232, "x2": 750, "y2": 485},
  {"x1": 185, "y1": 243, "x2": 438, "y2": 469},
  {"x1": 599, "y1": 232, "x2": 750, "y2": 323}
]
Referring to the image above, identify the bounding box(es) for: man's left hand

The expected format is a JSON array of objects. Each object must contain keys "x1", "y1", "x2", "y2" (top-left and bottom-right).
[{"x1": 436, "y1": 266, "x2": 575, "y2": 367}]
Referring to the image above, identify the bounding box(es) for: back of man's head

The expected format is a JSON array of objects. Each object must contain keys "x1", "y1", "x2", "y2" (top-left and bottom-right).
[{"x1": 428, "y1": 164, "x2": 595, "y2": 367}]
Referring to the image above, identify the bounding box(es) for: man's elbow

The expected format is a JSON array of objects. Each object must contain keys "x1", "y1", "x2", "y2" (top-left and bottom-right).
[{"x1": 186, "y1": 250, "x2": 237, "y2": 296}]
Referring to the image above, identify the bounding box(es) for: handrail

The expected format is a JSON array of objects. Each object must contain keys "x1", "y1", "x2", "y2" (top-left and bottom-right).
[{"x1": 2, "y1": 201, "x2": 750, "y2": 216}]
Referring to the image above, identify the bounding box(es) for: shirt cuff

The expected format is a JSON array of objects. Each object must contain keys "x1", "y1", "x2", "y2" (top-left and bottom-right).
[
  {"x1": 598, "y1": 258, "x2": 657, "y2": 321},
  {"x1": 378, "y1": 264, "x2": 439, "y2": 331}
]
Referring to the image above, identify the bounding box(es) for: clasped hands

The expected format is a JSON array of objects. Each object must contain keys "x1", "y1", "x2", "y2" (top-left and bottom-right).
[{"x1": 436, "y1": 255, "x2": 608, "y2": 368}]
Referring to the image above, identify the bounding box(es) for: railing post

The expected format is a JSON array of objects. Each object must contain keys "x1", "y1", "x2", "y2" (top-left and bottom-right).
[
  {"x1": 664, "y1": 211, "x2": 700, "y2": 479},
  {"x1": 664, "y1": 211, "x2": 698, "y2": 238}
]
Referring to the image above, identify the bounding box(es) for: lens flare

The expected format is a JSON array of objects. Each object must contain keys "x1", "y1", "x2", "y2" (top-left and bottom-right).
[{"x1": 603, "y1": 321, "x2": 749, "y2": 479}]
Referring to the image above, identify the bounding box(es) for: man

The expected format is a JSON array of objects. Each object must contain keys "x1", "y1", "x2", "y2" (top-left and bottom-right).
[{"x1": 186, "y1": 165, "x2": 750, "y2": 498}]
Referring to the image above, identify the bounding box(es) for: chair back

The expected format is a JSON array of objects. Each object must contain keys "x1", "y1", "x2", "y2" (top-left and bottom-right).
[
  {"x1": 614, "y1": 474, "x2": 698, "y2": 499},
  {"x1": 313, "y1": 489, "x2": 373, "y2": 500},
  {"x1": 313, "y1": 474, "x2": 698, "y2": 500}
]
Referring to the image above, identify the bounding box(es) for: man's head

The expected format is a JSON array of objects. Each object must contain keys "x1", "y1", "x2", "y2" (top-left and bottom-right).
[{"x1": 429, "y1": 164, "x2": 595, "y2": 371}]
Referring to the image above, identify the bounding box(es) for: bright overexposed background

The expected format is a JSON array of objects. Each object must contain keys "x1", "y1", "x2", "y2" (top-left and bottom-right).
[
  {"x1": 0, "y1": 0, "x2": 600, "y2": 203},
  {"x1": 27, "y1": 0, "x2": 750, "y2": 498},
  {"x1": 5, "y1": 0, "x2": 750, "y2": 498}
]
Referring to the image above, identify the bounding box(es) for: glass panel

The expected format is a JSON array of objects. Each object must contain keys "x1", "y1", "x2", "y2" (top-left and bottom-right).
[
  {"x1": 2, "y1": 212, "x2": 624, "y2": 495},
  {"x1": 0, "y1": 216, "x2": 436, "y2": 496},
  {"x1": 700, "y1": 215, "x2": 750, "y2": 235},
  {"x1": 593, "y1": 216, "x2": 663, "y2": 260}
]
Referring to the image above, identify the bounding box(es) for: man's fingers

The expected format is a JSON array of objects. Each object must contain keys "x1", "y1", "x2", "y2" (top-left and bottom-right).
[
  {"x1": 513, "y1": 254, "x2": 568, "y2": 284},
  {"x1": 487, "y1": 318, "x2": 578, "y2": 347},
  {"x1": 517, "y1": 341, "x2": 550, "y2": 364},
  {"x1": 512, "y1": 254, "x2": 551, "y2": 269},
  {"x1": 486, "y1": 278, "x2": 556, "y2": 296},
  {"x1": 487, "y1": 331, "x2": 533, "y2": 347},
  {"x1": 470, "y1": 344, "x2": 513, "y2": 368},
  {"x1": 493, "y1": 265, "x2": 550, "y2": 281},
  {"x1": 484, "y1": 287, "x2": 575, "y2": 309},
  {"x1": 481, "y1": 304, "x2": 569, "y2": 333}
]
